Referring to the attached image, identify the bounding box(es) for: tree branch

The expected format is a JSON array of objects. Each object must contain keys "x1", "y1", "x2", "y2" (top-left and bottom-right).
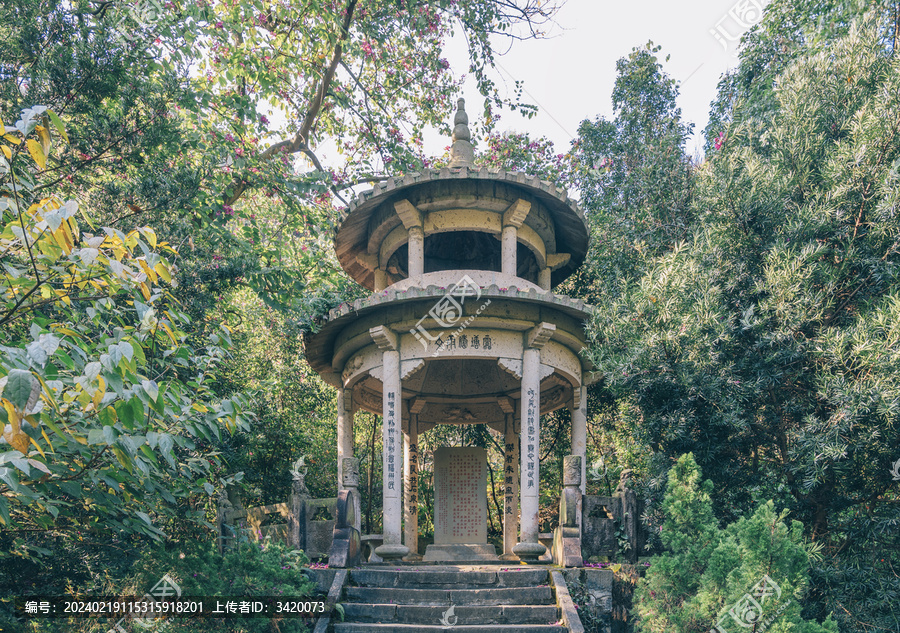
[{"x1": 224, "y1": 0, "x2": 359, "y2": 206}]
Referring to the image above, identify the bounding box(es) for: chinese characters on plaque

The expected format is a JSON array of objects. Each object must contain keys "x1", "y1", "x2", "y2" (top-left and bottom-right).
[
  {"x1": 407, "y1": 442, "x2": 418, "y2": 506},
  {"x1": 433, "y1": 447, "x2": 488, "y2": 545},
  {"x1": 504, "y1": 441, "x2": 517, "y2": 515}
]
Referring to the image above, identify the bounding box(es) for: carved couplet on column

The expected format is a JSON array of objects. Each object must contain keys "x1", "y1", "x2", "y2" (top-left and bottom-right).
[
  {"x1": 514, "y1": 322, "x2": 554, "y2": 562},
  {"x1": 370, "y1": 326, "x2": 408, "y2": 560},
  {"x1": 404, "y1": 415, "x2": 420, "y2": 558},
  {"x1": 501, "y1": 412, "x2": 520, "y2": 560}
]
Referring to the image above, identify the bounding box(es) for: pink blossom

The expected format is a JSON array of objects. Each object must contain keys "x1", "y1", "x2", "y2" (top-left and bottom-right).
[{"x1": 714, "y1": 132, "x2": 726, "y2": 150}]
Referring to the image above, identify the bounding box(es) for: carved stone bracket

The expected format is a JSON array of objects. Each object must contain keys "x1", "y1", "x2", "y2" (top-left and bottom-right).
[
  {"x1": 502, "y1": 198, "x2": 532, "y2": 228},
  {"x1": 546, "y1": 253, "x2": 572, "y2": 270},
  {"x1": 401, "y1": 358, "x2": 425, "y2": 380},
  {"x1": 394, "y1": 199, "x2": 423, "y2": 229},
  {"x1": 370, "y1": 325, "x2": 398, "y2": 351},
  {"x1": 498, "y1": 358, "x2": 522, "y2": 380},
  {"x1": 527, "y1": 322, "x2": 556, "y2": 349}
]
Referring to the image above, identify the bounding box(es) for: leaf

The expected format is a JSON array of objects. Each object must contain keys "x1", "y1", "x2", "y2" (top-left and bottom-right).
[
  {"x1": 142, "y1": 227, "x2": 157, "y2": 249},
  {"x1": 158, "y1": 433, "x2": 175, "y2": 467},
  {"x1": 155, "y1": 262, "x2": 173, "y2": 283},
  {"x1": 28, "y1": 458, "x2": 50, "y2": 475},
  {"x1": 5, "y1": 370, "x2": 35, "y2": 411},
  {"x1": 26, "y1": 139, "x2": 46, "y2": 170},
  {"x1": 203, "y1": 482, "x2": 215, "y2": 495},
  {"x1": 0, "y1": 145, "x2": 10, "y2": 161},
  {"x1": 47, "y1": 110, "x2": 68, "y2": 143},
  {"x1": 142, "y1": 379, "x2": 159, "y2": 401},
  {"x1": 35, "y1": 124, "x2": 51, "y2": 158}
]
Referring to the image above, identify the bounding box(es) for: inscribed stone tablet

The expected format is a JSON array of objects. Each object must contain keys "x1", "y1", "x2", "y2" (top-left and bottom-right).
[{"x1": 434, "y1": 446, "x2": 488, "y2": 544}]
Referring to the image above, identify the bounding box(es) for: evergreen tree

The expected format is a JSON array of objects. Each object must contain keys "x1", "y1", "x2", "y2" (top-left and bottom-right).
[
  {"x1": 635, "y1": 454, "x2": 838, "y2": 633},
  {"x1": 587, "y1": 17, "x2": 900, "y2": 631}
]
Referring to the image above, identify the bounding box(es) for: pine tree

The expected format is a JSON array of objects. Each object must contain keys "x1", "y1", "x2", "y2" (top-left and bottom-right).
[{"x1": 635, "y1": 454, "x2": 838, "y2": 633}]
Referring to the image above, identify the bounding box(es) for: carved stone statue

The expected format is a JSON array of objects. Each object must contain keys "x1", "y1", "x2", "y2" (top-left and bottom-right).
[
  {"x1": 563, "y1": 455, "x2": 582, "y2": 487},
  {"x1": 615, "y1": 468, "x2": 633, "y2": 495},
  {"x1": 342, "y1": 457, "x2": 360, "y2": 489}
]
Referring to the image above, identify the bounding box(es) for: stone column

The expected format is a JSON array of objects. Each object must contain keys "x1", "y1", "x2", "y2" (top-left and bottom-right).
[
  {"x1": 337, "y1": 388, "x2": 353, "y2": 492},
  {"x1": 501, "y1": 199, "x2": 531, "y2": 278},
  {"x1": 538, "y1": 267, "x2": 551, "y2": 291},
  {"x1": 571, "y1": 385, "x2": 587, "y2": 529},
  {"x1": 501, "y1": 225, "x2": 517, "y2": 276},
  {"x1": 374, "y1": 269, "x2": 388, "y2": 292},
  {"x1": 501, "y1": 412, "x2": 519, "y2": 559},
  {"x1": 408, "y1": 226, "x2": 425, "y2": 278},
  {"x1": 514, "y1": 322, "x2": 555, "y2": 562},
  {"x1": 404, "y1": 414, "x2": 420, "y2": 558},
  {"x1": 342, "y1": 457, "x2": 361, "y2": 533},
  {"x1": 370, "y1": 326, "x2": 409, "y2": 560}
]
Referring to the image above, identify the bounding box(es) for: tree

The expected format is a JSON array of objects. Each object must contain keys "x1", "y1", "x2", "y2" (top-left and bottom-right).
[
  {"x1": 586, "y1": 17, "x2": 900, "y2": 631},
  {"x1": 564, "y1": 42, "x2": 694, "y2": 305},
  {"x1": 0, "y1": 107, "x2": 250, "y2": 595},
  {"x1": 635, "y1": 454, "x2": 837, "y2": 633}
]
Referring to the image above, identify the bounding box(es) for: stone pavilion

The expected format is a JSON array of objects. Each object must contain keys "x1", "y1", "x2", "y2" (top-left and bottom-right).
[{"x1": 303, "y1": 100, "x2": 595, "y2": 563}]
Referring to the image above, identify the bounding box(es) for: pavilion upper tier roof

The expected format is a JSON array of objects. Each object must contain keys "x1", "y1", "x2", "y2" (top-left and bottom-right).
[{"x1": 333, "y1": 164, "x2": 590, "y2": 291}]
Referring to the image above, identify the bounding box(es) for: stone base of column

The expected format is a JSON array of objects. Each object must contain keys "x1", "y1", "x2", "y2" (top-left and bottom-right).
[
  {"x1": 499, "y1": 552, "x2": 521, "y2": 561},
  {"x1": 375, "y1": 543, "x2": 409, "y2": 560},
  {"x1": 512, "y1": 541, "x2": 546, "y2": 563}
]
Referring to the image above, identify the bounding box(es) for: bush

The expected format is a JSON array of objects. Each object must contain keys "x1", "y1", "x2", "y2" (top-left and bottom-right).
[
  {"x1": 119, "y1": 540, "x2": 318, "y2": 632},
  {"x1": 634, "y1": 454, "x2": 837, "y2": 633}
]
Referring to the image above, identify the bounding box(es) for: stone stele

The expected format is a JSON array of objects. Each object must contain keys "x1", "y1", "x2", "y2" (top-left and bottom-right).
[{"x1": 426, "y1": 446, "x2": 497, "y2": 561}]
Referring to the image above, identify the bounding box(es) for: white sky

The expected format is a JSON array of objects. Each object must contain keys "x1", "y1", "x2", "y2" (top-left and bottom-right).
[{"x1": 423, "y1": 0, "x2": 758, "y2": 159}]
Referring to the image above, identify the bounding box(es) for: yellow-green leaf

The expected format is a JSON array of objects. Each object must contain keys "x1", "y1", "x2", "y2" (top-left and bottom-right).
[
  {"x1": 4, "y1": 133, "x2": 21, "y2": 145},
  {"x1": 47, "y1": 110, "x2": 68, "y2": 143},
  {"x1": 26, "y1": 139, "x2": 46, "y2": 170},
  {"x1": 0, "y1": 145, "x2": 10, "y2": 161},
  {"x1": 35, "y1": 124, "x2": 51, "y2": 158}
]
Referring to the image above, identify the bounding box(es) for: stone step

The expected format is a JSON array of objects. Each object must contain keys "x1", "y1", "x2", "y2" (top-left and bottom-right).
[
  {"x1": 341, "y1": 603, "x2": 559, "y2": 625},
  {"x1": 334, "y1": 625, "x2": 567, "y2": 633},
  {"x1": 344, "y1": 586, "x2": 555, "y2": 606},
  {"x1": 350, "y1": 567, "x2": 550, "y2": 589}
]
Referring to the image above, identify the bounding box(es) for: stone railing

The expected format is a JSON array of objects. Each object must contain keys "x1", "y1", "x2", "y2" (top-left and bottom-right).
[
  {"x1": 216, "y1": 461, "x2": 336, "y2": 559},
  {"x1": 216, "y1": 458, "x2": 377, "y2": 566},
  {"x1": 581, "y1": 470, "x2": 646, "y2": 563}
]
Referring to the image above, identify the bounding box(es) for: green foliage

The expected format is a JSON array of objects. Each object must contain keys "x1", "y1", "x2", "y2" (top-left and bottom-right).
[
  {"x1": 0, "y1": 109, "x2": 251, "y2": 566},
  {"x1": 583, "y1": 16, "x2": 900, "y2": 630},
  {"x1": 565, "y1": 42, "x2": 693, "y2": 305},
  {"x1": 120, "y1": 541, "x2": 316, "y2": 632},
  {"x1": 635, "y1": 454, "x2": 837, "y2": 633}
]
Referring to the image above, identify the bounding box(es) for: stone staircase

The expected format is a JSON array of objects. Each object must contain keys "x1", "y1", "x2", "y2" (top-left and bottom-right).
[{"x1": 333, "y1": 566, "x2": 572, "y2": 632}]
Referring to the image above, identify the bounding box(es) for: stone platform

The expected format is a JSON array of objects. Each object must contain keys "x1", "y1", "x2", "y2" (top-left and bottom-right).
[{"x1": 423, "y1": 543, "x2": 498, "y2": 562}]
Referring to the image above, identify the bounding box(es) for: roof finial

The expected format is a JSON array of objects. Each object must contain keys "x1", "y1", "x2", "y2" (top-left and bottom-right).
[{"x1": 448, "y1": 98, "x2": 475, "y2": 168}]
